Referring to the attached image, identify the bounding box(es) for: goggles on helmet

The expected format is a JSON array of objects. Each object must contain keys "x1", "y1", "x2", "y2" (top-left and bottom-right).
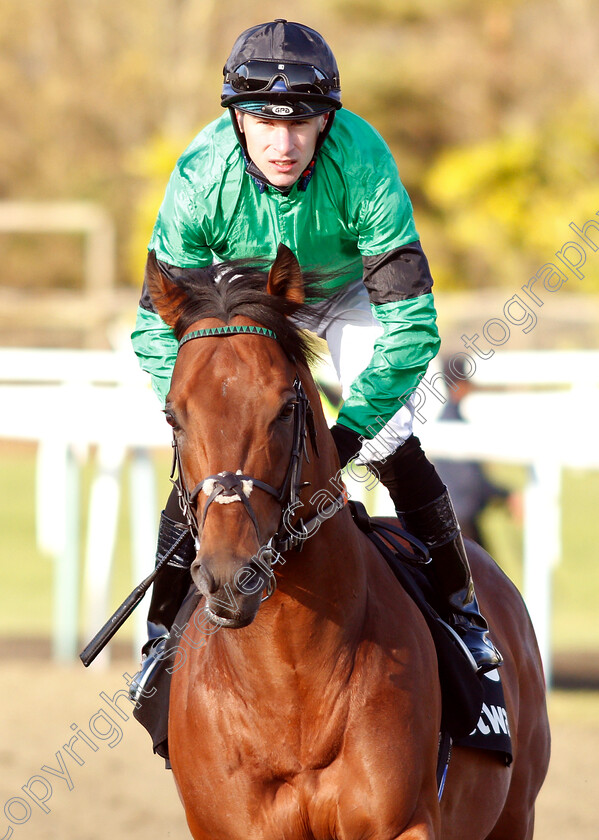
[{"x1": 225, "y1": 60, "x2": 340, "y2": 97}]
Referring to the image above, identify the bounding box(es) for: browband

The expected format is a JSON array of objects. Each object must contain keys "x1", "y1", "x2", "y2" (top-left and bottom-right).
[{"x1": 179, "y1": 325, "x2": 277, "y2": 348}]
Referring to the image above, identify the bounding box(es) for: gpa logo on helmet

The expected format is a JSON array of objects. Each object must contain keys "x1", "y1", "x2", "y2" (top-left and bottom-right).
[{"x1": 270, "y1": 105, "x2": 294, "y2": 116}]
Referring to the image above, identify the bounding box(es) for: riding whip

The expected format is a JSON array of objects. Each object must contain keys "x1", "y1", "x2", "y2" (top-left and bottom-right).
[{"x1": 79, "y1": 529, "x2": 190, "y2": 667}]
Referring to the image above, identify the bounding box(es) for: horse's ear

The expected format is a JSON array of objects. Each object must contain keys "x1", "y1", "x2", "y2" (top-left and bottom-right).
[
  {"x1": 267, "y1": 243, "x2": 305, "y2": 304},
  {"x1": 144, "y1": 250, "x2": 187, "y2": 328}
]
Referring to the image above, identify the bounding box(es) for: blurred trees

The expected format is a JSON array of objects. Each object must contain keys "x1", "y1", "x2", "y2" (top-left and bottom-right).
[
  {"x1": 424, "y1": 101, "x2": 599, "y2": 289},
  {"x1": 330, "y1": 0, "x2": 599, "y2": 290},
  {"x1": 0, "y1": 0, "x2": 224, "y2": 288},
  {"x1": 1, "y1": 0, "x2": 598, "y2": 292}
]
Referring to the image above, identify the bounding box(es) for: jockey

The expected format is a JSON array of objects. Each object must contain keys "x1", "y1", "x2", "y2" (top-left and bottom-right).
[{"x1": 131, "y1": 19, "x2": 501, "y2": 698}]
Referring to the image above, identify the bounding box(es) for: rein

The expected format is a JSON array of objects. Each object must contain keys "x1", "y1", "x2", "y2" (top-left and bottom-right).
[{"x1": 170, "y1": 324, "x2": 345, "y2": 597}]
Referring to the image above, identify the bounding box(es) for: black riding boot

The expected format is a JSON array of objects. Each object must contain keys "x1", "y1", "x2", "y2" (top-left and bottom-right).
[
  {"x1": 129, "y1": 512, "x2": 196, "y2": 702},
  {"x1": 398, "y1": 489, "x2": 502, "y2": 673},
  {"x1": 367, "y1": 436, "x2": 502, "y2": 674}
]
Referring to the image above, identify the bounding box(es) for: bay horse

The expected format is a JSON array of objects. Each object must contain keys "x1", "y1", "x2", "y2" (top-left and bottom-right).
[{"x1": 145, "y1": 245, "x2": 550, "y2": 840}]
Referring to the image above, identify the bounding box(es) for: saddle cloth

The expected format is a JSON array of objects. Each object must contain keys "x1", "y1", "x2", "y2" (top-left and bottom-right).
[{"x1": 454, "y1": 667, "x2": 512, "y2": 764}]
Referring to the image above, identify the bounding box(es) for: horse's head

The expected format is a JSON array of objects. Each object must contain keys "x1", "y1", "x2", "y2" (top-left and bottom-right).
[{"x1": 146, "y1": 246, "x2": 339, "y2": 628}]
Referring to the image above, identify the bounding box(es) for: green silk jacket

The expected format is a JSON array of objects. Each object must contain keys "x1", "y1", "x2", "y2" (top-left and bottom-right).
[{"x1": 132, "y1": 108, "x2": 440, "y2": 437}]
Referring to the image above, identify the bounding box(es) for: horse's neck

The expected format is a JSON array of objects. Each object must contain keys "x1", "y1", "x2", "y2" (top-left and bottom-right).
[
  {"x1": 282, "y1": 502, "x2": 368, "y2": 618},
  {"x1": 211, "y1": 505, "x2": 371, "y2": 690},
  {"x1": 271, "y1": 374, "x2": 371, "y2": 636}
]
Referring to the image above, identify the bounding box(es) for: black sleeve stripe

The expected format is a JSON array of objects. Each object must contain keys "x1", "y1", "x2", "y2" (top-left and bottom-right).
[
  {"x1": 362, "y1": 240, "x2": 434, "y2": 305},
  {"x1": 139, "y1": 277, "x2": 155, "y2": 312}
]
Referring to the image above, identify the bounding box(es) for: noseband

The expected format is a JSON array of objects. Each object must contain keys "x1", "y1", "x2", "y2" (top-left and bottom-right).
[{"x1": 170, "y1": 325, "x2": 344, "y2": 596}]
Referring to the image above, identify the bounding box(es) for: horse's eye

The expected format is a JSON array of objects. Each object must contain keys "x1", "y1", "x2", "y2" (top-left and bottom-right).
[
  {"x1": 278, "y1": 401, "x2": 297, "y2": 423},
  {"x1": 164, "y1": 409, "x2": 180, "y2": 430}
]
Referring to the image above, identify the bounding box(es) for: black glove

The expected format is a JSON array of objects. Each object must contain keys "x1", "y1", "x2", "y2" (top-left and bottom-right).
[{"x1": 330, "y1": 423, "x2": 362, "y2": 469}]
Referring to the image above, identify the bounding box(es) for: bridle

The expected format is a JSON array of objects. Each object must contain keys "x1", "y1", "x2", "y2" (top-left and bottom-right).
[{"x1": 169, "y1": 324, "x2": 346, "y2": 598}]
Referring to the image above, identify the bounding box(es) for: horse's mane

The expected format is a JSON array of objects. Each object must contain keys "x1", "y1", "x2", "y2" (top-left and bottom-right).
[{"x1": 156, "y1": 260, "x2": 333, "y2": 367}]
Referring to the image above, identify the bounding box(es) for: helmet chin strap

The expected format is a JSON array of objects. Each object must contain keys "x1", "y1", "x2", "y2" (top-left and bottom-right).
[{"x1": 228, "y1": 108, "x2": 335, "y2": 194}]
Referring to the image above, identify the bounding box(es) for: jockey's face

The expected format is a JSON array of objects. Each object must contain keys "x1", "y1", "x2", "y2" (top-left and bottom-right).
[{"x1": 235, "y1": 111, "x2": 329, "y2": 188}]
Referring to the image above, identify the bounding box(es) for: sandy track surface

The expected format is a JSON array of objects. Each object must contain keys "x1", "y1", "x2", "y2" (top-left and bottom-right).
[{"x1": 0, "y1": 660, "x2": 597, "y2": 839}]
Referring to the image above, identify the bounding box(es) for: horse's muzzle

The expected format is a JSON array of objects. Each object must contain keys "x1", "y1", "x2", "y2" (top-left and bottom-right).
[
  {"x1": 191, "y1": 558, "x2": 264, "y2": 629},
  {"x1": 203, "y1": 604, "x2": 257, "y2": 629},
  {"x1": 192, "y1": 562, "x2": 218, "y2": 596}
]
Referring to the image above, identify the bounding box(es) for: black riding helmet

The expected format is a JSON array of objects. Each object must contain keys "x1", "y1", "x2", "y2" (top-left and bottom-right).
[
  {"x1": 221, "y1": 20, "x2": 342, "y2": 191},
  {"x1": 221, "y1": 19, "x2": 342, "y2": 120}
]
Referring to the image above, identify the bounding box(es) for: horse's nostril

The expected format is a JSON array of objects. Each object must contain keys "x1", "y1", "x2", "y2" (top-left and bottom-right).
[{"x1": 193, "y1": 564, "x2": 218, "y2": 595}]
